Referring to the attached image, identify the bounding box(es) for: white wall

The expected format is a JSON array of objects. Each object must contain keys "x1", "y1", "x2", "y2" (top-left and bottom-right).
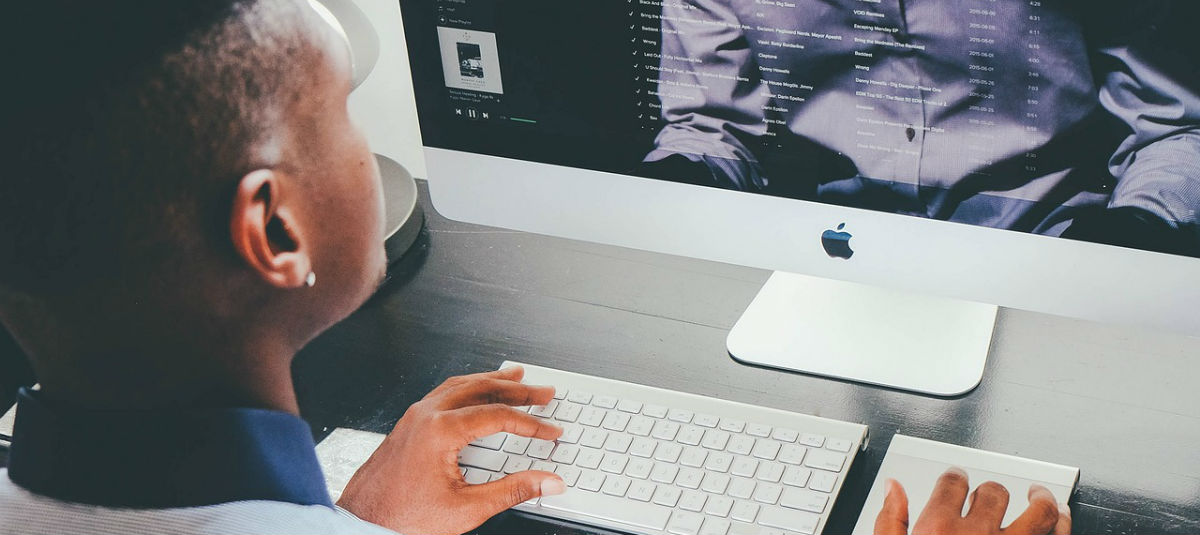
[{"x1": 347, "y1": 0, "x2": 428, "y2": 178}]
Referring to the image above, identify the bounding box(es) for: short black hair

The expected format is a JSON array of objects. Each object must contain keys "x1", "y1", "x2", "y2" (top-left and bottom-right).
[{"x1": 1, "y1": 0, "x2": 319, "y2": 297}]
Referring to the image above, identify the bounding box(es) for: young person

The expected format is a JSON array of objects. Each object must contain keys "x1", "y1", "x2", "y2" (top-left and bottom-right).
[{"x1": 0, "y1": 1, "x2": 1069, "y2": 534}]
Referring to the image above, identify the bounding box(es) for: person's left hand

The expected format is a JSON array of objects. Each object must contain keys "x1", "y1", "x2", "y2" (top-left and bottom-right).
[{"x1": 336, "y1": 366, "x2": 565, "y2": 535}]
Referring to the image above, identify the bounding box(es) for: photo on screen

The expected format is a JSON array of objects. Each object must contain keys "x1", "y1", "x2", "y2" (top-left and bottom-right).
[
  {"x1": 457, "y1": 42, "x2": 484, "y2": 79},
  {"x1": 436, "y1": 26, "x2": 504, "y2": 94}
]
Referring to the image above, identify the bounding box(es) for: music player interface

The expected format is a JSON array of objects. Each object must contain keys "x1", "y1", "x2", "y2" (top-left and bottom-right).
[{"x1": 401, "y1": 1, "x2": 1200, "y2": 258}]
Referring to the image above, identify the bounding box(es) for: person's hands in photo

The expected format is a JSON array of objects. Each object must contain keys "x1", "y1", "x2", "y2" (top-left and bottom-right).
[
  {"x1": 337, "y1": 367, "x2": 564, "y2": 535},
  {"x1": 875, "y1": 468, "x2": 1071, "y2": 535}
]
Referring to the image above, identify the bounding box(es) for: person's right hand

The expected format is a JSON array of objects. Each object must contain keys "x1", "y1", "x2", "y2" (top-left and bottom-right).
[
  {"x1": 336, "y1": 366, "x2": 565, "y2": 535},
  {"x1": 874, "y1": 468, "x2": 1071, "y2": 535}
]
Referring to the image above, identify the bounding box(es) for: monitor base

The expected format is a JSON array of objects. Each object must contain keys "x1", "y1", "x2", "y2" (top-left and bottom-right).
[{"x1": 727, "y1": 272, "x2": 998, "y2": 397}]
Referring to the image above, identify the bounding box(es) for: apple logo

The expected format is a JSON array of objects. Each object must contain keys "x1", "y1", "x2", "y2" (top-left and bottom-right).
[{"x1": 822, "y1": 223, "x2": 854, "y2": 259}]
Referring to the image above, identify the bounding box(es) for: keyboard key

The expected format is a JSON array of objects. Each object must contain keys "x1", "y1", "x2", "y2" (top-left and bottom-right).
[
  {"x1": 602, "y1": 411, "x2": 631, "y2": 432},
  {"x1": 577, "y1": 470, "x2": 606, "y2": 492},
  {"x1": 558, "y1": 466, "x2": 581, "y2": 487},
  {"x1": 552, "y1": 388, "x2": 567, "y2": 400},
  {"x1": 731, "y1": 457, "x2": 759, "y2": 478},
  {"x1": 728, "y1": 436, "x2": 755, "y2": 456},
  {"x1": 705, "y1": 495, "x2": 735, "y2": 517},
  {"x1": 550, "y1": 444, "x2": 580, "y2": 465},
  {"x1": 626, "y1": 458, "x2": 654, "y2": 479},
  {"x1": 650, "y1": 462, "x2": 679, "y2": 484},
  {"x1": 719, "y1": 420, "x2": 746, "y2": 433},
  {"x1": 567, "y1": 391, "x2": 593, "y2": 405},
  {"x1": 778, "y1": 444, "x2": 807, "y2": 465},
  {"x1": 531, "y1": 460, "x2": 557, "y2": 473},
  {"x1": 759, "y1": 506, "x2": 820, "y2": 535},
  {"x1": 617, "y1": 399, "x2": 643, "y2": 414},
  {"x1": 694, "y1": 413, "x2": 720, "y2": 428},
  {"x1": 728, "y1": 522, "x2": 759, "y2": 535},
  {"x1": 667, "y1": 408, "x2": 695, "y2": 423},
  {"x1": 755, "y1": 461, "x2": 785, "y2": 483},
  {"x1": 676, "y1": 467, "x2": 705, "y2": 489},
  {"x1": 527, "y1": 438, "x2": 555, "y2": 460},
  {"x1": 581, "y1": 427, "x2": 608, "y2": 449},
  {"x1": 628, "y1": 480, "x2": 656, "y2": 502},
  {"x1": 701, "y1": 429, "x2": 731, "y2": 451},
  {"x1": 559, "y1": 423, "x2": 583, "y2": 444},
  {"x1": 603, "y1": 433, "x2": 633, "y2": 453},
  {"x1": 701, "y1": 472, "x2": 731, "y2": 494},
  {"x1": 798, "y1": 433, "x2": 825, "y2": 448},
  {"x1": 704, "y1": 451, "x2": 733, "y2": 473},
  {"x1": 728, "y1": 477, "x2": 756, "y2": 499},
  {"x1": 655, "y1": 443, "x2": 683, "y2": 463},
  {"x1": 753, "y1": 482, "x2": 783, "y2": 505},
  {"x1": 652, "y1": 420, "x2": 682, "y2": 441},
  {"x1": 678, "y1": 425, "x2": 706, "y2": 446},
  {"x1": 700, "y1": 517, "x2": 731, "y2": 535},
  {"x1": 804, "y1": 449, "x2": 846, "y2": 473},
  {"x1": 730, "y1": 501, "x2": 760, "y2": 523},
  {"x1": 643, "y1": 404, "x2": 669, "y2": 419},
  {"x1": 809, "y1": 471, "x2": 837, "y2": 493},
  {"x1": 552, "y1": 402, "x2": 582, "y2": 422},
  {"x1": 780, "y1": 487, "x2": 828, "y2": 514},
  {"x1": 667, "y1": 510, "x2": 705, "y2": 535},
  {"x1": 751, "y1": 440, "x2": 782, "y2": 460},
  {"x1": 594, "y1": 395, "x2": 619, "y2": 409},
  {"x1": 746, "y1": 423, "x2": 772, "y2": 438},
  {"x1": 680, "y1": 446, "x2": 709, "y2": 467},
  {"x1": 503, "y1": 456, "x2": 532, "y2": 474},
  {"x1": 827, "y1": 438, "x2": 854, "y2": 453},
  {"x1": 471, "y1": 433, "x2": 507, "y2": 450},
  {"x1": 577, "y1": 449, "x2": 604, "y2": 470},
  {"x1": 530, "y1": 400, "x2": 559, "y2": 418},
  {"x1": 601, "y1": 475, "x2": 632, "y2": 497},
  {"x1": 600, "y1": 453, "x2": 630, "y2": 474},
  {"x1": 627, "y1": 415, "x2": 656, "y2": 436},
  {"x1": 770, "y1": 428, "x2": 799, "y2": 443},
  {"x1": 502, "y1": 435, "x2": 531, "y2": 455},
  {"x1": 541, "y1": 488, "x2": 672, "y2": 532},
  {"x1": 781, "y1": 466, "x2": 812, "y2": 488},
  {"x1": 653, "y1": 485, "x2": 683, "y2": 507},
  {"x1": 463, "y1": 468, "x2": 491, "y2": 485},
  {"x1": 680, "y1": 490, "x2": 708, "y2": 512},
  {"x1": 458, "y1": 445, "x2": 508, "y2": 471},
  {"x1": 579, "y1": 407, "x2": 606, "y2": 427},
  {"x1": 630, "y1": 437, "x2": 658, "y2": 458}
]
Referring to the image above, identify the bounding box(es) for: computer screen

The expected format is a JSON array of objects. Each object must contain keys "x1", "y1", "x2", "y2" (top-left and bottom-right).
[
  {"x1": 401, "y1": 1, "x2": 1198, "y2": 256},
  {"x1": 397, "y1": 0, "x2": 1200, "y2": 340}
]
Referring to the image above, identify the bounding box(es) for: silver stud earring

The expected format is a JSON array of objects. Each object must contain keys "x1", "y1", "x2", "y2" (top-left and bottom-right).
[{"x1": 305, "y1": 272, "x2": 317, "y2": 288}]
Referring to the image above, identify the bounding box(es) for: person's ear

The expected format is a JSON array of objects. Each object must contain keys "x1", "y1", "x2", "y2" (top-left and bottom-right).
[{"x1": 229, "y1": 169, "x2": 312, "y2": 289}]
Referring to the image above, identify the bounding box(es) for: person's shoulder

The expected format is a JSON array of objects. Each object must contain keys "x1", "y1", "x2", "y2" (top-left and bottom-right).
[{"x1": 0, "y1": 470, "x2": 396, "y2": 535}]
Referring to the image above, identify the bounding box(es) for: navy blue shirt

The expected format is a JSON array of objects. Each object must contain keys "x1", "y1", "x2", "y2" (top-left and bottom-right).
[{"x1": 5, "y1": 388, "x2": 332, "y2": 509}]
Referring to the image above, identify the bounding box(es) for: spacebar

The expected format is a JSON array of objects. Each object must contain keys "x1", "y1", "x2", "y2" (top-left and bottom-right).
[{"x1": 539, "y1": 491, "x2": 673, "y2": 531}]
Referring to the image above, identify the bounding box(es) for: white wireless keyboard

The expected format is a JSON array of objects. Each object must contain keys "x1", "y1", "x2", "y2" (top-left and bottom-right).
[{"x1": 457, "y1": 362, "x2": 869, "y2": 535}]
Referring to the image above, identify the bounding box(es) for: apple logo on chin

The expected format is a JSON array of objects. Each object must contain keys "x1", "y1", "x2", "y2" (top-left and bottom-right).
[{"x1": 822, "y1": 223, "x2": 855, "y2": 259}]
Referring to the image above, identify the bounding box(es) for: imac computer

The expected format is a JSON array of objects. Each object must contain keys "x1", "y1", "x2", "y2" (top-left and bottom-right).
[{"x1": 393, "y1": 0, "x2": 1200, "y2": 397}]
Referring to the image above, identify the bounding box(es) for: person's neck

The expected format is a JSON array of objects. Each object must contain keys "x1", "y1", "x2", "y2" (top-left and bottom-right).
[{"x1": 29, "y1": 332, "x2": 303, "y2": 415}]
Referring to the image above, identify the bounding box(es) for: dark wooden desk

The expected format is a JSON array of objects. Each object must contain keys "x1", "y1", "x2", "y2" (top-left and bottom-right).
[{"x1": 294, "y1": 181, "x2": 1200, "y2": 534}]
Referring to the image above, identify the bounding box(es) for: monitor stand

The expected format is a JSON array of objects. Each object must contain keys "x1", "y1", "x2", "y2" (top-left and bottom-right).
[{"x1": 727, "y1": 272, "x2": 998, "y2": 396}]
